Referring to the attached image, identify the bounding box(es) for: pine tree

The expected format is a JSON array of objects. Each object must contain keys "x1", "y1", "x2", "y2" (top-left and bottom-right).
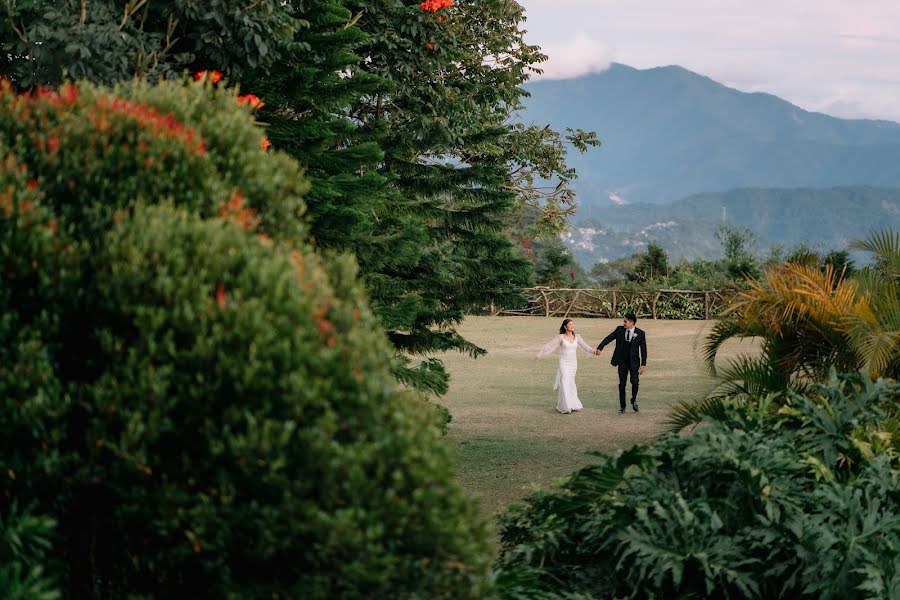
[{"x1": 337, "y1": 0, "x2": 597, "y2": 393}]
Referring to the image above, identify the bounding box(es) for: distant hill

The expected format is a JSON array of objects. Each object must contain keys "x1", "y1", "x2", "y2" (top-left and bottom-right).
[
  {"x1": 522, "y1": 64, "x2": 900, "y2": 206},
  {"x1": 565, "y1": 186, "x2": 900, "y2": 268}
]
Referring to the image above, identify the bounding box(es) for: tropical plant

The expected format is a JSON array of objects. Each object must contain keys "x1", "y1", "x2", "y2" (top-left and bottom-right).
[
  {"x1": 497, "y1": 372, "x2": 900, "y2": 600},
  {"x1": 669, "y1": 228, "x2": 899, "y2": 433},
  {"x1": 845, "y1": 228, "x2": 900, "y2": 378},
  {"x1": 704, "y1": 261, "x2": 863, "y2": 380}
]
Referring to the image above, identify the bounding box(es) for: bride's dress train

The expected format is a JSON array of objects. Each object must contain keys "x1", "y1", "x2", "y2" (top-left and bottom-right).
[{"x1": 535, "y1": 334, "x2": 595, "y2": 413}]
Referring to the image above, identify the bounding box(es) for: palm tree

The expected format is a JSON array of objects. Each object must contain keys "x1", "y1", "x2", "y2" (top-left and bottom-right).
[
  {"x1": 844, "y1": 228, "x2": 900, "y2": 379},
  {"x1": 666, "y1": 228, "x2": 899, "y2": 432}
]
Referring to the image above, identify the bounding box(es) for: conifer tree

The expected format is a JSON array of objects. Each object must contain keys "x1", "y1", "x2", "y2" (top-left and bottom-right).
[{"x1": 336, "y1": 0, "x2": 597, "y2": 392}]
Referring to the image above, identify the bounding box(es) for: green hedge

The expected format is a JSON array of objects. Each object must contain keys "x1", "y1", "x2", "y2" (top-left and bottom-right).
[{"x1": 0, "y1": 79, "x2": 490, "y2": 597}]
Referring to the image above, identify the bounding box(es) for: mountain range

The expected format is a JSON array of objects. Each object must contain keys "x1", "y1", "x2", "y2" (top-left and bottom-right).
[
  {"x1": 522, "y1": 63, "x2": 900, "y2": 207},
  {"x1": 520, "y1": 63, "x2": 900, "y2": 266},
  {"x1": 565, "y1": 186, "x2": 900, "y2": 267}
]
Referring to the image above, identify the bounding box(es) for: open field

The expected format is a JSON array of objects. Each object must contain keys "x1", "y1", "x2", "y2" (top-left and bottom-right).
[{"x1": 438, "y1": 316, "x2": 758, "y2": 525}]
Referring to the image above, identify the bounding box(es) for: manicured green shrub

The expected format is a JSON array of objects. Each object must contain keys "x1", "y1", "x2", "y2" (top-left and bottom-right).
[
  {"x1": 0, "y1": 80, "x2": 490, "y2": 597},
  {"x1": 497, "y1": 372, "x2": 900, "y2": 599}
]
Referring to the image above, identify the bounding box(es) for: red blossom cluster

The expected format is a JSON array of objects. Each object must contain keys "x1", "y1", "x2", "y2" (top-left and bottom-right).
[
  {"x1": 237, "y1": 94, "x2": 264, "y2": 110},
  {"x1": 219, "y1": 191, "x2": 260, "y2": 232},
  {"x1": 420, "y1": 0, "x2": 452, "y2": 12},
  {"x1": 94, "y1": 96, "x2": 207, "y2": 156},
  {"x1": 192, "y1": 72, "x2": 269, "y2": 150},
  {"x1": 32, "y1": 84, "x2": 78, "y2": 107},
  {"x1": 194, "y1": 70, "x2": 223, "y2": 84}
]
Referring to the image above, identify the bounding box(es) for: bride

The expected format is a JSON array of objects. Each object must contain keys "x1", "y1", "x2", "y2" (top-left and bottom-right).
[{"x1": 533, "y1": 318, "x2": 596, "y2": 414}]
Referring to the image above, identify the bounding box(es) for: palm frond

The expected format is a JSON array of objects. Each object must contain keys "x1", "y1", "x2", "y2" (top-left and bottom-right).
[
  {"x1": 702, "y1": 262, "x2": 868, "y2": 381},
  {"x1": 663, "y1": 396, "x2": 731, "y2": 433},
  {"x1": 714, "y1": 353, "x2": 794, "y2": 397},
  {"x1": 843, "y1": 282, "x2": 900, "y2": 379},
  {"x1": 701, "y1": 315, "x2": 763, "y2": 374},
  {"x1": 849, "y1": 227, "x2": 900, "y2": 281}
]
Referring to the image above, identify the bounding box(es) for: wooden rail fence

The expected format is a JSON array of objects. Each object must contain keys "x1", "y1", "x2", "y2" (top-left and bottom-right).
[{"x1": 489, "y1": 287, "x2": 740, "y2": 320}]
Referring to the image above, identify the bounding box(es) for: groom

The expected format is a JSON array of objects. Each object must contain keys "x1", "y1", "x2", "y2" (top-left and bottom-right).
[{"x1": 595, "y1": 313, "x2": 648, "y2": 413}]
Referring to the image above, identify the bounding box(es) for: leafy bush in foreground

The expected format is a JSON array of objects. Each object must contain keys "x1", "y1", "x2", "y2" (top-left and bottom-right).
[
  {"x1": 497, "y1": 372, "x2": 900, "y2": 599},
  {"x1": 0, "y1": 80, "x2": 490, "y2": 597}
]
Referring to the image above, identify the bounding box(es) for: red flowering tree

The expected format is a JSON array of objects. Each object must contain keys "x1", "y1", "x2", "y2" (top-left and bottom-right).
[{"x1": 0, "y1": 78, "x2": 491, "y2": 597}]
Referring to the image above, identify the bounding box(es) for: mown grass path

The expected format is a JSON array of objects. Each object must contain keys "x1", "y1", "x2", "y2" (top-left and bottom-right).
[{"x1": 438, "y1": 316, "x2": 756, "y2": 524}]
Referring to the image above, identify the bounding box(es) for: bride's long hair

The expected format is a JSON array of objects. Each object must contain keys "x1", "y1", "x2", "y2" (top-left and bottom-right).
[{"x1": 559, "y1": 318, "x2": 573, "y2": 334}]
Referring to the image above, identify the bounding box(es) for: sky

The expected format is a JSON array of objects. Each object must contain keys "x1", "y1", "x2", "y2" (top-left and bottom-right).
[{"x1": 516, "y1": 0, "x2": 900, "y2": 122}]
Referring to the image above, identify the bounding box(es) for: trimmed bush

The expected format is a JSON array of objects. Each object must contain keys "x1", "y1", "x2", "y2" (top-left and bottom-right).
[{"x1": 0, "y1": 80, "x2": 490, "y2": 597}]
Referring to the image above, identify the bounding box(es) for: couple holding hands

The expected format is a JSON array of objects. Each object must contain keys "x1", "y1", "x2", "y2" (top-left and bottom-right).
[{"x1": 533, "y1": 314, "x2": 648, "y2": 414}]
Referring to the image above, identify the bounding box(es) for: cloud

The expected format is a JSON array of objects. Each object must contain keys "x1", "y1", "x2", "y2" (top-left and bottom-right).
[
  {"x1": 517, "y1": 0, "x2": 900, "y2": 122},
  {"x1": 535, "y1": 33, "x2": 614, "y2": 80}
]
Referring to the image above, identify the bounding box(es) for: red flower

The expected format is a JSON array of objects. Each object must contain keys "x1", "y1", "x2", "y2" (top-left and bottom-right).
[
  {"x1": 219, "y1": 191, "x2": 260, "y2": 231},
  {"x1": 47, "y1": 136, "x2": 60, "y2": 153},
  {"x1": 426, "y1": 42, "x2": 435, "y2": 50},
  {"x1": 237, "y1": 94, "x2": 264, "y2": 110},
  {"x1": 420, "y1": 0, "x2": 452, "y2": 12},
  {"x1": 194, "y1": 70, "x2": 224, "y2": 84},
  {"x1": 92, "y1": 96, "x2": 207, "y2": 156},
  {"x1": 216, "y1": 283, "x2": 227, "y2": 308},
  {"x1": 261, "y1": 138, "x2": 272, "y2": 150},
  {"x1": 61, "y1": 84, "x2": 78, "y2": 105},
  {"x1": 27, "y1": 179, "x2": 36, "y2": 191}
]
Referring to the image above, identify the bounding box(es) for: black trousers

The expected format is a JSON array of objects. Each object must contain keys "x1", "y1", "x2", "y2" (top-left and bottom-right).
[{"x1": 617, "y1": 363, "x2": 640, "y2": 409}]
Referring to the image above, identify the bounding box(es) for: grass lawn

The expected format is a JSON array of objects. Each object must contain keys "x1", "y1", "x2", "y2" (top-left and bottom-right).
[{"x1": 437, "y1": 316, "x2": 757, "y2": 528}]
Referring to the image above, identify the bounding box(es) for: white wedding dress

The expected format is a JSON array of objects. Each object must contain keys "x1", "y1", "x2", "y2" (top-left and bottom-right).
[{"x1": 535, "y1": 334, "x2": 595, "y2": 414}]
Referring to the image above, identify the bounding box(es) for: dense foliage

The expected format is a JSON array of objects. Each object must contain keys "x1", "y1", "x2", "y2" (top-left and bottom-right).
[
  {"x1": 0, "y1": 503, "x2": 58, "y2": 600},
  {"x1": 497, "y1": 372, "x2": 900, "y2": 599},
  {"x1": 1, "y1": 0, "x2": 295, "y2": 86},
  {"x1": 3, "y1": 1, "x2": 599, "y2": 395},
  {"x1": 0, "y1": 80, "x2": 490, "y2": 597},
  {"x1": 253, "y1": 0, "x2": 597, "y2": 392}
]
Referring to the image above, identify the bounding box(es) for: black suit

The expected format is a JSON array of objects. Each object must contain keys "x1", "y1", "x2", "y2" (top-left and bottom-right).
[{"x1": 598, "y1": 326, "x2": 648, "y2": 410}]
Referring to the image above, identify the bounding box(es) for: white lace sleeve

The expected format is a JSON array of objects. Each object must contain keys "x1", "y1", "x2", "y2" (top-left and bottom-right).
[
  {"x1": 535, "y1": 335, "x2": 563, "y2": 359},
  {"x1": 575, "y1": 334, "x2": 596, "y2": 355}
]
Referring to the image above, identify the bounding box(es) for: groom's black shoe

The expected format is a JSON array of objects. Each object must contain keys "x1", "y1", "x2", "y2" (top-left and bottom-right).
[
  {"x1": 631, "y1": 401, "x2": 639, "y2": 413},
  {"x1": 618, "y1": 407, "x2": 625, "y2": 414}
]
